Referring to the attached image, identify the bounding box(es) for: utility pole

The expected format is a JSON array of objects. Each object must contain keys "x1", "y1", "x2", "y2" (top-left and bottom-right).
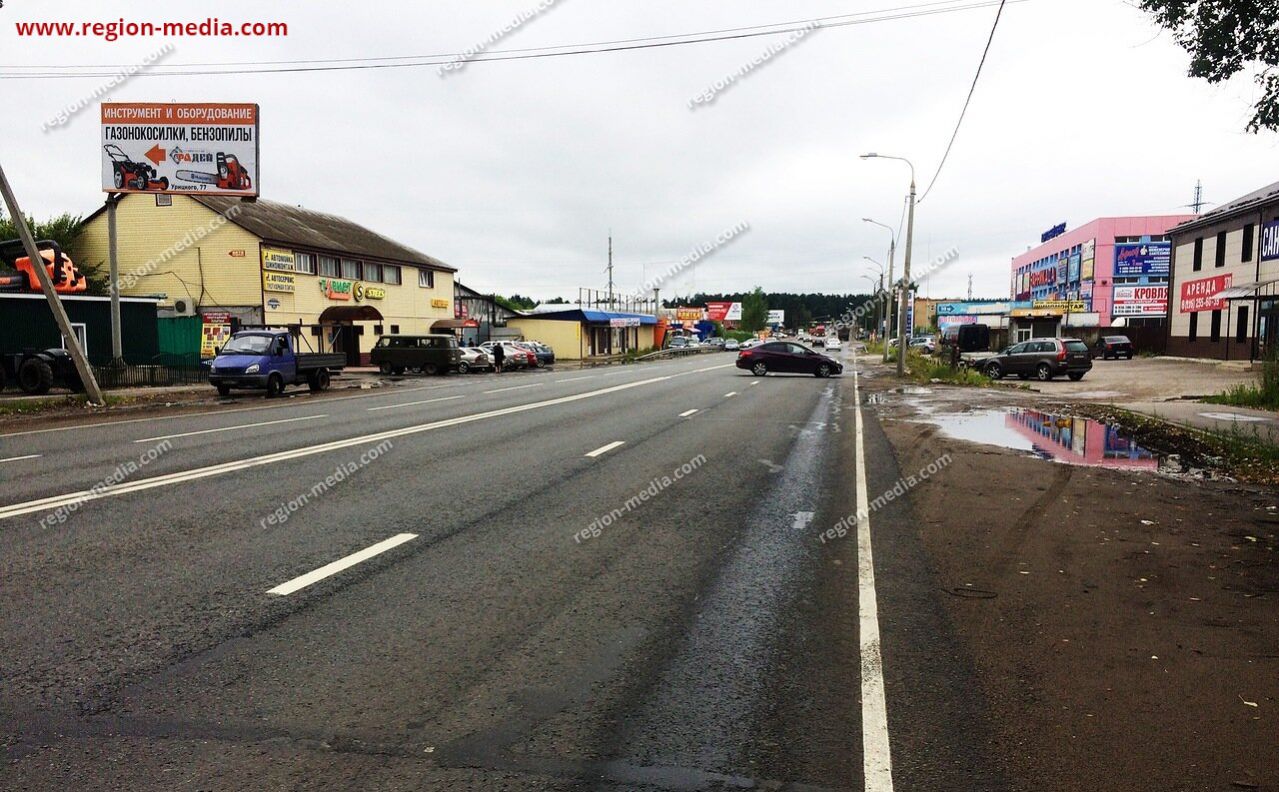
[
  {"x1": 606, "y1": 233, "x2": 614, "y2": 309},
  {"x1": 0, "y1": 161, "x2": 105, "y2": 405},
  {"x1": 1190, "y1": 180, "x2": 1204, "y2": 214},
  {"x1": 898, "y1": 175, "x2": 916, "y2": 377},
  {"x1": 967, "y1": 273, "x2": 973, "y2": 301},
  {"x1": 107, "y1": 193, "x2": 123, "y2": 364}
]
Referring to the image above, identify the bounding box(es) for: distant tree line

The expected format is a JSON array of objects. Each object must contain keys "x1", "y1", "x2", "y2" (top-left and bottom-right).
[{"x1": 670, "y1": 290, "x2": 875, "y2": 331}]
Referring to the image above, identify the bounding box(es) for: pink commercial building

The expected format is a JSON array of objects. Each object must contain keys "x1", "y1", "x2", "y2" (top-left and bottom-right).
[{"x1": 1009, "y1": 216, "x2": 1195, "y2": 338}]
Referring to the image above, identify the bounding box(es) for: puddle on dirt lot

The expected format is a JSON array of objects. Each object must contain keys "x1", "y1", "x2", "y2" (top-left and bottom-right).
[{"x1": 922, "y1": 407, "x2": 1182, "y2": 474}]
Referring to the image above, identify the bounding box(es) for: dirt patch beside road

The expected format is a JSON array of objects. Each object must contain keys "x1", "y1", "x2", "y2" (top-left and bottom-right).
[{"x1": 864, "y1": 372, "x2": 1278, "y2": 791}]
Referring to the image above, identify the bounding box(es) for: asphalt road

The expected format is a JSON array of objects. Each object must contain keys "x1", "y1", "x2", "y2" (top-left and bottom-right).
[{"x1": 0, "y1": 350, "x2": 998, "y2": 791}]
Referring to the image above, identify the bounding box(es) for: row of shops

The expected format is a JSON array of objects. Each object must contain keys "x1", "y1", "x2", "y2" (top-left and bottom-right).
[
  {"x1": 925, "y1": 180, "x2": 1279, "y2": 361},
  {"x1": 66, "y1": 193, "x2": 656, "y2": 364}
]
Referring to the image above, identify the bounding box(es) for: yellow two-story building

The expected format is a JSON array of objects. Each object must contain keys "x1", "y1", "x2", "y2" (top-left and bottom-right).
[{"x1": 78, "y1": 194, "x2": 457, "y2": 365}]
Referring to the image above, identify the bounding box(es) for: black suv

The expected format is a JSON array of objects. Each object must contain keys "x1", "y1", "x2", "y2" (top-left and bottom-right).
[{"x1": 982, "y1": 338, "x2": 1092, "y2": 382}]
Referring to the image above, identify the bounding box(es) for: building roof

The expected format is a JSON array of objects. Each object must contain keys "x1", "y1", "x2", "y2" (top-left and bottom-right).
[
  {"x1": 1172, "y1": 180, "x2": 1279, "y2": 235},
  {"x1": 188, "y1": 196, "x2": 455, "y2": 272},
  {"x1": 513, "y1": 308, "x2": 657, "y2": 326}
]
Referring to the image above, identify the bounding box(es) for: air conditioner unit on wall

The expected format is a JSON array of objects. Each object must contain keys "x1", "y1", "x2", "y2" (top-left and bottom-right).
[{"x1": 172, "y1": 299, "x2": 196, "y2": 316}]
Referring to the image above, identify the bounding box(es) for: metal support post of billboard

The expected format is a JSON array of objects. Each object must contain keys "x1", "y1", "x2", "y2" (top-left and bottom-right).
[
  {"x1": 107, "y1": 193, "x2": 123, "y2": 363},
  {"x1": 0, "y1": 161, "x2": 106, "y2": 405}
]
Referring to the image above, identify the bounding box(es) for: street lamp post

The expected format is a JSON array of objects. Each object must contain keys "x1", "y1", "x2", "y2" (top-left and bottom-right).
[
  {"x1": 863, "y1": 257, "x2": 884, "y2": 346},
  {"x1": 862, "y1": 153, "x2": 916, "y2": 377},
  {"x1": 863, "y1": 218, "x2": 897, "y2": 363}
]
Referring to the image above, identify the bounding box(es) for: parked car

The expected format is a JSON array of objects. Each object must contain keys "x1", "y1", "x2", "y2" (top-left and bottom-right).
[
  {"x1": 736, "y1": 341, "x2": 844, "y2": 378},
  {"x1": 909, "y1": 335, "x2": 936, "y2": 354},
  {"x1": 981, "y1": 338, "x2": 1093, "y2": 382},
  {"x1": 525, "y1": 341, "x2": 556, "y2": 366},
  {"x1": 705, "y1": 337, "x2": 726, "y2": 348},
  {"x1": 740, "y1": 338, "x2": 764, "y2": 350},
  {"x1": 371, "y1": 334, "x2": 462, "y2": 376},
  {"x1": 480, "y1": 341, "x2": 532, "y2": 369},
  {"x1": 1094, "y1": 335, "x2": 1134, "y2": 360},
  {"x1": 724, "y1": 338, "x2": 740, "y2": 351},
  {"x1": 514, "y1": 341, "x2": 553, "y2": 368},
  {"x1": 457, "y1": 346, "x2": 493, "y2": 373}
]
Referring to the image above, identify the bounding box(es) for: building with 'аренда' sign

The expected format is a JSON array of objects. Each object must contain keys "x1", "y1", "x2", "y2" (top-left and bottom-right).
[{"x1": 77, "y1": 193, "x2": 457, "y2": 365}]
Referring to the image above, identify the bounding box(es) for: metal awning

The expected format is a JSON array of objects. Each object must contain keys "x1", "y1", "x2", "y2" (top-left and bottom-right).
[{"x1": 1212, "y1": 277, "x2": 1279, "y2": 301}]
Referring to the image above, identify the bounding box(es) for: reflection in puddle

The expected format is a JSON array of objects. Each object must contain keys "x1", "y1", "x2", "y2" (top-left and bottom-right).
[{"x1": 923, "y1": 408, "x2": 1167, "y2": 472}]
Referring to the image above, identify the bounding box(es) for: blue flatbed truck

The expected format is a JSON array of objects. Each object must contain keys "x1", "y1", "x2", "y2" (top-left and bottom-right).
[{"x1": 208, "y1": 330, "x2": 345, "y2": 397}]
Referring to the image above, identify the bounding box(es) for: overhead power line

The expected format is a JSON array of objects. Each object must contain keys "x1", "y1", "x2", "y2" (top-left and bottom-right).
[
  {"x1": 917, "y1": 0, "x2": 1009, "y2": 204},
  {"x1": 1, "y1": 0, "x2": 1026, "y2": 79}
]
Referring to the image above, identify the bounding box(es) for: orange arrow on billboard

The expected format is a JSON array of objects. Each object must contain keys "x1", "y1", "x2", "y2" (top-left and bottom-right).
[{"x1": 145, "y1": 145, "x2": 166, "y2": 165}]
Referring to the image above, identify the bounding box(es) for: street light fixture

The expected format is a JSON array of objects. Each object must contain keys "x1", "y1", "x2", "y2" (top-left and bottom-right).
[
  {"x1": 862, "y1": 153, "x2": 917, "y2": 376},
  {"x1": 860, "y1": 269, "x2": 884, "y2": 341},
  {"x1": 863, "y1": 217, "x2": 898, "y2": 363}
]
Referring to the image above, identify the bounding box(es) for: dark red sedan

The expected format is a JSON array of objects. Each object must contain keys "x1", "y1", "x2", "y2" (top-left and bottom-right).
[{"x1": 735, "y1": 341, "x2": 843, "y2": 378}]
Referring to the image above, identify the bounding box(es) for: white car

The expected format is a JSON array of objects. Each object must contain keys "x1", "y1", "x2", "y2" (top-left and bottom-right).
[
  {"x1": 724, "y1": 339, "x2": 740, "y2": 351},
  {"x1": 824, "y1": 337, "x2": 843, "y2": 351},
  {"x1": 741, "y1": 338, "x2": 764, "y2": 349}
]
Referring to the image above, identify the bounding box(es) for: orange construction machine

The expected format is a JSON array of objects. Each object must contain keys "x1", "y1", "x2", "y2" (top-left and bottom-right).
[{"x1": 0, "y1": 240, "x2": 87, "y2": 294}]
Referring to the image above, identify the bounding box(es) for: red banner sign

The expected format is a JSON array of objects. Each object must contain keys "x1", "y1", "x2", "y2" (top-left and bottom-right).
[{"x1": 1179, "y1": 274, "x2": 1232, "y2": 313}]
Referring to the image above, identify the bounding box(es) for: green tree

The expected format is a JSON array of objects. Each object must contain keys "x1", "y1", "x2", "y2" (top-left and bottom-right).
[
  {"x1": 740, "y1": 287, "x2": 769, "y2": 332},
  {"x1": 0, "y1": 209, "x2": 99, "y2": 293},
  {"x1": 1140, "y1": 1, "x2": 1279, "y2": 132}
]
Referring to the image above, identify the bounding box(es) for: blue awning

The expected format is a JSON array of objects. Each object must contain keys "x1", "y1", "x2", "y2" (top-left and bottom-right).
[{"x1": 527, "y1": 309, "x2": 657, "y2": 326}]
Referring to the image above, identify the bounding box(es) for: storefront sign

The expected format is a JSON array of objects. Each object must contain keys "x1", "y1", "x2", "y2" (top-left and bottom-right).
[
  {"x1": 228, "y1": 250, "x2": 246, "y2": 258},
  {"x1": 938, "y1": 301, "x2": 1014, "y2": 315},
  {"x1": 200, "y1": 315, "x2": 232, "y2": 357},
  {"x1": 1262, "y1": 220, "x2": 1279, "y2": 263},
  {"x1": 431, "y1": 298, "x2": 449, "y2": 309},
  {"x1": 361, "y1": 285, "x2": 386, "y2": 300},
  {"x1": 1112, "y1": 285, "x2": 1168, "y2": 317},
  {"x1": 1030, "y1": 268, "x2": 1057, "y2": 288},
  {"x1": 1041, "y1": 222, "x2": 1067, "y2": 243},
  {"x1": 609, "y1": 317, "x2": 642, "y2": 328},
  {"x1": 1114, "y1": 242, "x2": 1171, "y2": 277},
  {"x1": 767, "y1": 309, "x2": 785, "y2": 325},
  {"x1": 261, "y1": 248, "x2": 295, "y2": 272},
  {"x1": 318, "y1": 278, "x2": 354, "y2": 301},
  {"x1": 706, "y1": 301, "x2": 742, "y2": 322},
  {"x1": 100, "y1": 102, "x2": 259, "y2": 197},
  {"x1": 675, "y1": 307, "x2": 703, "y2": 322},
  {"x1": 1032, "y1": 299, "x2": 1087, "y2": 313},
  {"x1": 1179, "y1": 274, "x2": 1232, "y2": 313},
  {"x1": 263, "y1": 270, "x2": 295, "y2": 293}
]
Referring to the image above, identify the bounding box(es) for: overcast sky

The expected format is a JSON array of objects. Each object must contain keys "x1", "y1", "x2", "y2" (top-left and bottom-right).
[{"x1": 4, "y1": 0, "x2": 1277, "y2": 302}]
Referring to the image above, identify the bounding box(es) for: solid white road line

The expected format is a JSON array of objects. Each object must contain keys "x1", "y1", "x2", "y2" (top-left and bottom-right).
[
  {"x1": 267, "y1": 533, "x2": 418, "y2": 596},
  {"x1": 0, "y1": 454, "x2": 41, "y2": 464},
  {"x1": 0, "y1": 373, "x2": 678, "y2": 523},
  {"x1": 852, "y1": 349, "x2": 895, "y2": 791},
  {"x1": 750, "y1": 380, "x2": 760, "y2": 386},
  {"x1": 134, "y1": 414, "x2": 328, "y2": 444},
  {"x1": 724, "y1": 391, "x2": 738, "y2": 398},
  {"x1": 584, "y1": 440, "x2": 626, "y2": 458},
  {"x1": 555, "y1": 376, "x2": 595, "y2": 383},
  {"x1": 679, "y1": 409, "x2": 699, "y2": 418},
  {"x1": 367, "y1": 395, "x2": 465, "y2": 412},
  {"x1": 484, "y1": 383, "x2": 546, "y2": 395},
  {"x1": 0, "y1": 384, "x2": 451, "y2": 440}
]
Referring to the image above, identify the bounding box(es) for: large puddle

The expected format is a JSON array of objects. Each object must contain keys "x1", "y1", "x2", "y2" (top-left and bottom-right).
[{"x1": 923, "y1": 408, "x2": 1170, "y2": 472}]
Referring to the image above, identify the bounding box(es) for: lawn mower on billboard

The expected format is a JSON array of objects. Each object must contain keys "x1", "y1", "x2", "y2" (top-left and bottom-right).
[
  {"x1": 104, "y1": 144, "x2": 169, "y2": 191},
  {"x1": 176, "y1": 153, "x2": 253, "y2": 191}
]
